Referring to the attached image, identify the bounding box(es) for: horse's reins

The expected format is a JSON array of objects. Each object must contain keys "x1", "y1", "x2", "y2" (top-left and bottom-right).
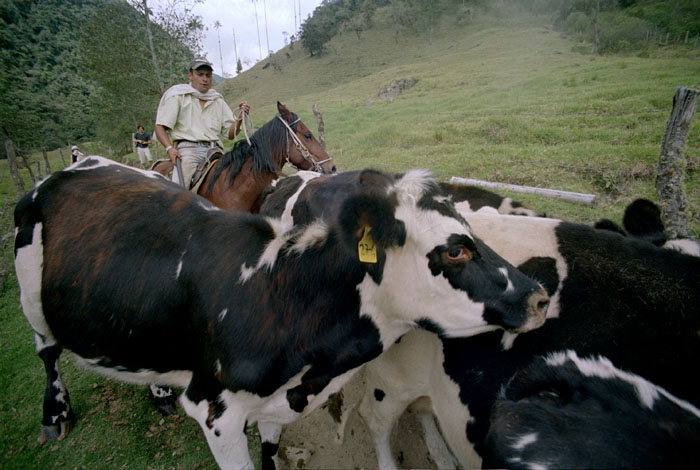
[
  {"x1": 238, "y1": 108, "x2": 252, "y2": 146},
  {"x1": 277, "y1": 115, "x2": 333, "y2": 173}
]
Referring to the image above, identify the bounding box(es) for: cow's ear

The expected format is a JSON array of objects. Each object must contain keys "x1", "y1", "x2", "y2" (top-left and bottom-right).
[{"x1": 338, "y1": 192, "x2": 406, "y2": 254}]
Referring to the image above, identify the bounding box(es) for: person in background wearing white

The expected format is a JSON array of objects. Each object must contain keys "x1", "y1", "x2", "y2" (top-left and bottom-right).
[{"x1": 70, "y1": 145, "x2": 84, "y2": 163}]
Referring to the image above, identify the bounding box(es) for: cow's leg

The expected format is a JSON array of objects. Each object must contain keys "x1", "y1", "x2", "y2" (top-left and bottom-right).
[
  {"x1": 417, "y1": 411, "x2": 461, "y2": 469},
  {"x1": 258, "y1": 421, "x2": 281, "y2": 470},
  {"x1": 180, "y1": 383, "x2": 253, "y2": 470},
  {"x1": 357, "y1": 388, "x2": 413, "y2": 469},
  {"x1": 15, "y1": 224, "x2": 74, "y2": 443},
  {"x1": 37, "y1": 343, "x2": 74, "y2": 443},
  {"x1": 148, "y1": 384, "x2": 178, "y2": 416}
]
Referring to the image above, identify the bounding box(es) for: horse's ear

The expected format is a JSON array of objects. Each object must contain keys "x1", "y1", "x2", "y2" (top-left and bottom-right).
[{"x1": 277, "y1": 102, "x2": 293, "y2": 121}]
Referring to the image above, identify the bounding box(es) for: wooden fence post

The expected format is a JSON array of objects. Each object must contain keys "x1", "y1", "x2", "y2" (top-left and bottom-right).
[
  {"x1": 42, "y1": 146, "x2": 52, "y2": 175},
  {"x1": 17, "y1": 150, "x2": 36, "y2": 182},
  {"x1": 58, "y1": 147, "x2": 67, "y2": 168},
  {"x1": 5, "y1": 139, "x2": 26, "y2": 198},
  {"x1": 312, "y1": 104, "x2": 326, "y2": 149},
  {"x1": 655, "y1": 86, "x2": 699, "y2": 238}
]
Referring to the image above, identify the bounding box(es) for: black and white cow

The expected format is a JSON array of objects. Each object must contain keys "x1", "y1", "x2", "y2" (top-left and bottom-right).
[
  {"x1": 355, "y1": 209, "x2": 700, "y2": 469},
  {"x1": 483, "y1": 350, "x2": 700, "y2": 469},
  {"x1": 260, "y1": 173, "x2": 542, "y2": 222},
  {"x1": 14, "y1": 157, "x2": 549, "y2": 469},
  {"x1": 595, "y1": 198, "x2": 700, "y2": 256},
  {"x1": 438, "y1": 182, "x2": 541, "y2": 217}
]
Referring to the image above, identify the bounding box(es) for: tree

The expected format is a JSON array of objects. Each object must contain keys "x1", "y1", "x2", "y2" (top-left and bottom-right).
[
  {"x1": 262, "y1": 0, "x2": 270, "y2": 57},
  {"x1": 300, "y1": 0, "x2": 345, "y2": 56},
  {"x1": 252, "y1": 0, "x2": 263, "y2": 59},
  {"x1": 232, "y1": 26, "x2": 239, "y2": 70},
  {"x1": 130, "y1": 0, "x2": 165, "y2": 94},
  {"x1": 0, "y1": 0, "x2": 97, "y2": 152},
  {"x1": 81, "y1": 0, "x2": 199, "y2": 150},
  {"x1": 154, "y1": 0, "x2": 205, "y2": 79},
  {"x1": 0, "y1": 0, "x2": 201, "y2": 155},
  {"x1": 344, "y1": 0, "x2": 377, "y2": 40},
  {"x1": 214, "y1": 20, "x2": 224, "y2": 76}
]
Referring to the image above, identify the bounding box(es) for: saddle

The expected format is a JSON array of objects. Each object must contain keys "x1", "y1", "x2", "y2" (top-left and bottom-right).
[{"x1": 189, "y1": 147, "x2": 224, "y2": 193}]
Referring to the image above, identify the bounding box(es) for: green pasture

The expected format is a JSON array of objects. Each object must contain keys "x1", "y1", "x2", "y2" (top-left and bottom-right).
[{"x1": 2, "y1": 9, "x2": 700, "y2": 470}]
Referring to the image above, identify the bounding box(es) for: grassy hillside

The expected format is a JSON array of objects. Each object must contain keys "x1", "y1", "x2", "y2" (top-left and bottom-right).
[
  {"x1": 222, "y1": 4, "x2": 700, "y2": 231},
  {"x1": 1, "y1": 4, "x2": 700, "y2": 470}
]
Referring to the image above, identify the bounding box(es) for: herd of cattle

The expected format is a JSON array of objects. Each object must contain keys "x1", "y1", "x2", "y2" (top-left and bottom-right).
[{"x1": 13, "y1": 156, "x2": 700, "y2": 469}]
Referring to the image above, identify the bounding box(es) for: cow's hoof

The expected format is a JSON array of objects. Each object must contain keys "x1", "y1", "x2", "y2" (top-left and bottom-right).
[
  {"x1": 38, "y1": 420, "x2": 73, "y2": 444},
  {"x1": 148, "y1": 385, "x2": 178, "y2": 416},
  {"x1": 156, "y1": 402, "x2": 177, "y2": 416}
]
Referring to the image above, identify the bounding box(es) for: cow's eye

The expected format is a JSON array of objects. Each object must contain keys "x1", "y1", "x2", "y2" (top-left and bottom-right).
[{"x1": 444, "y1": 245, "x2": 472, "y2": 262}]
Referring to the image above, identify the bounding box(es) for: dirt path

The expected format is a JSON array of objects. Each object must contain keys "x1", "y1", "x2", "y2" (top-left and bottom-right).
[{"x1": 278, "y1": 368, "x2": 437, "y2": 469}]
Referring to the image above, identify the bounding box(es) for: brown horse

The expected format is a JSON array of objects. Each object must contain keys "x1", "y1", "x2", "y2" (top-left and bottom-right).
[{"x1": 152, "y1": 101, "x2": 335, "y2": 212}]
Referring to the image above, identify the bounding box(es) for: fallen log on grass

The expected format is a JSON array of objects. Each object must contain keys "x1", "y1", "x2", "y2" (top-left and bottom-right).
[{"x1": 449, "y1": 177, "x2": 596, "y2": 206}]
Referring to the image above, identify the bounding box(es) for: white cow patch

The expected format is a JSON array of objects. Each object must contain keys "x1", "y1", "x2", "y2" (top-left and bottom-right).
[
  {"x1": 664, "y1": 238, "x2": 700, "y2": 257},
  {"x1": 512, "y1": 432, "x2": 538, "y2": 450},
  {"x1": 289, "y1": 221, "x2": 328, "y2": 254},
  {"x1": 498, "y1": 198, "x2": 539, "y2": 217},
  {"x1": 199, "y1": 201, "x2": 222, "y2": 212},
  {"x1": 499, "y1": 267, "x2": 515, "y2": 293},
  {"x1": 238, "y1": 217, "x2": 299, "y2": 283},
  {"x1": 15, "y1": 223, "x2": 57, "y2": 350},
  {"x1": 218, "y1": 308, "x2": 228, "y2": 321},
  {"x1": 454, "y1": 200, "x2": 473, "y2": 213},
  {"x1": 546, "y1": 351, "x2": 700, "y2": 417},
  {"x1": 69, "y1": 155, "x2": 170, "y2": 183},
  {"x1": 280, "y1": 171, "x2": 325, "y2": 226},
  {"x1": 71, "y1": 354, "x2": 193, "y2": 388},
  {"x1": 394, "y1": 169, "x2": 434, "y2": 202},
  {"x1": 175, "y1": 249, "x2": 187, "y2": 279},
  {"x1": 501, "y1": 332, "x2": 519, "y2": 351},
  {"x1": 149, "y1": 383, "x2": 174, "y2": 398},
  {"x1": 239, "y1": 264, "x2": 256, "y2": 283},
  {"x1": 523, "y1": 462, "x2": 548, "y2": 470}
]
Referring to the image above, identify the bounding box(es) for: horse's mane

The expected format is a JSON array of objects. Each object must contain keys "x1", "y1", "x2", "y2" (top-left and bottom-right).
[{"x1": 204, "y1": 114, "x2": 295, "y2": 196}]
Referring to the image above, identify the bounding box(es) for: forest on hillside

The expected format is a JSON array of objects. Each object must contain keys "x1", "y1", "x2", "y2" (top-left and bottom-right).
[
  {"x1": 0, "y1": 0, "x2": 202, "y2": 154},
  {"x1": 1, "y1": 0, "x2": 698, "y2": 156},
  {"x1": 299, "y1": 0, "x2": 700, "y2": 56}
]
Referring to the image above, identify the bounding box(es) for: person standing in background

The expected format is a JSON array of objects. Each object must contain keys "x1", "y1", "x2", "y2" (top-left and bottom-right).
[
  {"x1": 132, "y1": 125, "x2": 153, "y2": 168},
  {"x1": 70, "y1": 145, "x2": 83, "y2": 163}
]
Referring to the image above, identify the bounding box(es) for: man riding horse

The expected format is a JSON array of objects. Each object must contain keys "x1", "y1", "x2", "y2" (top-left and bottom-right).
[{"x1": 155, "y1": 56, "x2": 250, "y2": 188}]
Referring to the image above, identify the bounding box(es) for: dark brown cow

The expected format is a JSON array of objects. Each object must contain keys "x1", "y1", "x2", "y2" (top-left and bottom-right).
[{"x1": 14, "y1": 158, "x2": 548, "y2": 469}]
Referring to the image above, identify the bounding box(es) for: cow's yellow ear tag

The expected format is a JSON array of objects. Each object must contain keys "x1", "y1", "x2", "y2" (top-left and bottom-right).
[{"x1": 358, "y1": 226, "x2": 378, "y2": 264}]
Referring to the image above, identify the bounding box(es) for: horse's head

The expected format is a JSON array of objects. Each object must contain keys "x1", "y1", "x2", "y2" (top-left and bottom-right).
[{"x1": 277, "y1": 101, "x2": 336, "y2": 174}]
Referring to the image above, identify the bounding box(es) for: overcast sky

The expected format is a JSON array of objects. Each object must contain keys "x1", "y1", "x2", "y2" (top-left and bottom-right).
[{"x1": 153, "y1": 0, "x2": 323, "y2": 77}]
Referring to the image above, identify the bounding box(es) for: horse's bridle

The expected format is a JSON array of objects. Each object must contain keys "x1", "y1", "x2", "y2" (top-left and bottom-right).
[{"x1": 277, "y1": 115, "x2": 333, "y2": 173}]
